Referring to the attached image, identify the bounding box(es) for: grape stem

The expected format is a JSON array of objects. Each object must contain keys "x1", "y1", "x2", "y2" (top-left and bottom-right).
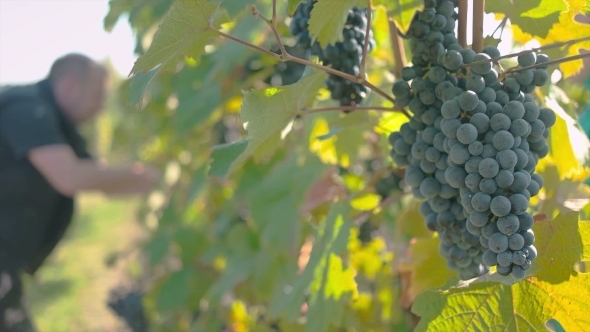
[
  {"x1": 211, "y1": 16, "x2": 413, "y2": 119},
  {"x1": 359, "y1": 0, "x2": 373, "y2": 79},
  {"x1": 472, "y1": 0, "x2": 485, "y2": 53},
  {"x1": 458, "y1": 0, "x2": 468, "y2": 48},
  {"x1": 250, "y1": 5, "x2": 287, "y2": 57},
  {"x1": 502, "y1": 52, "x2": 590, "y2": 75},
  {"x1": 389, "y1": 19, "x2": 407, "y2": 78},
  {"x1": 463, "y1": 36, "x2": 590, "y2": 69}
]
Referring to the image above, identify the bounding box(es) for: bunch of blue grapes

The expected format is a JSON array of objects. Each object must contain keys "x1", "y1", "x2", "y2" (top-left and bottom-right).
[
  {"x1": 290, "y1": 0, "x2": 375, "y2": 106},
  {"x1": 388, "y1": 0, "x2": 555, "y2": 280}
]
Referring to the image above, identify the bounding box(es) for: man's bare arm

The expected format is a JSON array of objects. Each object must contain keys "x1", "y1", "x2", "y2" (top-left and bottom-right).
[{"x1": 28, "y1": 144, "x2": 159, "y2": 197}]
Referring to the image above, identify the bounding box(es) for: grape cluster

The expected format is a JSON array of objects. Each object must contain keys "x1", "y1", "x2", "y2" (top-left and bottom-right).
[
  {"x1": 267, "y1": 45, "x2": 310, "y2": 86},
  {"x1": 291, "y1": 0, "x2": 375, "y2": 106},
  {"x1": 388, "y1": 0, "x2": 555, "y2": 280},
  {"x1": 107, "y1": 289, "x2": 148, "y2": 332}
]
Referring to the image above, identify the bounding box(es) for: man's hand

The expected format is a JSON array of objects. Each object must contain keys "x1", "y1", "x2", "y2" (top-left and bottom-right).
[{"x1": 28, "y1": 144, "x2": 162, "y2": 197}]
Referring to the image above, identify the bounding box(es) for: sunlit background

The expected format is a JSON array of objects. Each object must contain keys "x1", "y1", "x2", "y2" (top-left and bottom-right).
[{"x1": 0, "y1": 0, "x2": 136, "y2": 85}]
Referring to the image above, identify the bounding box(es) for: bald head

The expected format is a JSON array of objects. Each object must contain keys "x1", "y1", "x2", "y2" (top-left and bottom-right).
[{"x1": 48, "y1": 53, "x2": 109, "y2": 124}]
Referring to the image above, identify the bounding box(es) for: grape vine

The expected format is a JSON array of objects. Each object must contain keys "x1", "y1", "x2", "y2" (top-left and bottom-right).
[{"x1": 388, "y1": 0, "x2": 556, "y2": 280}]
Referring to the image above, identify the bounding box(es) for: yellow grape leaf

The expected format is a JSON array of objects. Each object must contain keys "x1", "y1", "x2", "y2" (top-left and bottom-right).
[
  {"x1": 309, "y1": 117, "x2": 339, "y2": 165},
  {"x1": 511, "y1": 0, "x2": 590, "y2": 78},
  {"x1": 550, "y1": 110, "x2": 580, "y2": 178},
  {"x1": 394, "y1": 199, "x2": 431, "y2": 239},
  {"x1": 350, "y1": 193, "x2": 381, "y2": 211},
  {"x1": 397, "y1": 234, "x2": 456, "y2": 307},
  {"x1": 371, "y1": 6, "x2": 394, "y2": 64},
  {"x1": 374, "y1": 111, "x2": 409, "y2": 135},
  {"x1": 308, "y1": 0, "x2": 366, "y2": 48},
  {"x1": 373, "y1": 0, "x2": 423, "y2": 35},
  {"x1": 412, "y1": 212, "x2": 590, "y2": 332},
  {"x1": 520, "y1": 0, "x2": 567, "y2": 18}
]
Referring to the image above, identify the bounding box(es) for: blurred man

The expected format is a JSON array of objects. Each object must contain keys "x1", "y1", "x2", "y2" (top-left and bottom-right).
[{"x1": 0, "y1": 53, "x2": 161, "y2": 331}]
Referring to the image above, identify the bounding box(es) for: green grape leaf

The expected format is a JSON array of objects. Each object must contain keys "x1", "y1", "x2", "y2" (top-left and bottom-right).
[
  {"x1": 104, "y1": 0, "x2": 134, "y2": 32},
  {"x1": 308, "y1": 0, "x2": 367, "y2": 48},
  {"x1": 154, "y1": 268, "x2": 196, "y2": 312},
  {"x1": 215, "y1": 0, "x2": 249, "y2": 17},
  {"x1": 222, "y1": 68, "x2": 327, "y2": 174},
  {"x1": 250, "y1": 153, "x2": 326, "y2": 256},
  {"x1": 520, "y1": 0, "x2": 567, "y2": 18},
  {"x1": 127, "y1": 65, "x2": 160, "y2": 108},
  {"x1": 485, "y1": 0, "x2": 561, "y2": 38},
  {"x1": 412, "y1": 212, "x2": 590, "y2": 332},
  {"x1": 288, "y1": 0, "x2": 305, "y2": 16},
  {"x1": 268, "y1": 202, "x2": 354, "y2": 329},
  {"x1": 374, "y1": 0, "x2": 423, "y2": 35},
  {"x1": 130, "y1": 0, "x2": 225, "y2": 74},
  {"x1": 145, "y1": 234, "x2": 170, "y2": 266},
  {"x1": 209, "y1": 139, "x2": 250, "y2": 178}
]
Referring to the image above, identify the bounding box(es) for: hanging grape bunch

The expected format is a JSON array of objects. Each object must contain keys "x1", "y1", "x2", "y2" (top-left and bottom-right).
[
  {"x1": 290, "y1": 0, "x2": 376, "y2": 107},
  {"x1": 388, "y1": 0, "x2": 555, "y2": 280}
]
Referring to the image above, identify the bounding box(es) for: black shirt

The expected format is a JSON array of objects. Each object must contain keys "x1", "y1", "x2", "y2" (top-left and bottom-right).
[{"x1": 0, "y1": 79, "x2": 92, "y2": 273}]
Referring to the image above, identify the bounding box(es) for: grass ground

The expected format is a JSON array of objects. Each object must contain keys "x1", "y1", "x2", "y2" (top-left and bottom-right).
[{"x1": 22, "y1": 193, "x2": 147, "y2": 332}]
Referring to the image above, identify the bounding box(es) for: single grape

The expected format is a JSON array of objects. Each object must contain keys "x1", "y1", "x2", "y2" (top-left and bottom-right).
[
  {"x1": 515, "y1": 69, "x2": 534, "y2": 86},
  {"x1": 442, "y1": 118, "x2": 462, "y2": 138},
  {"x1": 479, "y1": 158, "x2": 500, "y2": 179},
  {"x1": 512, "y1": 265, "x2": 526, "y2": 278},
  {"x1": 533, "y1": 69, "x2": 549, "y2": 86},
  {"x1": 479, "y1": 178, "x2": 497, "y2": 195},
  {"x1": 465, "y1": 173, "x2": 482, "y2": 192},
  {"x1": 469, "y1": 210, "x2": 490, "y2": 227},
  {"x1": 503, "y1": 101, "x2": 525, "y2": 120},
  {"x1": 443, "y1": 50, "x2": 463, "y2": 71},
  {"x1": 535, "y1": 53, "x2": 550, "y2": 68},
  {"x1": 468, "y1": 141, "x2": 484, "y2": 156},
  {"x1": 466, "y1": 73, "x2": 485, "y2": 93},
  {"x1": 509, "y1": 193, "x2": 528, "y2": 215},
  {"x1": 441, "y1": 100, "x2": 461, "y2": 119},
  {"x1": 510, "y1": 171, "x2": 531, "y2": 192},
  {"x1": 497, "y1": 149, "x2": 517, "y2": 170},
  {"x1": 517, "y1": 51, "x2": 537, "y2": 67},
  {"x1": 492, "y1": 130, "x2": 515, "y2": 151},
  {"x1": 479, "y1": 87, "x2": 496, "y2": 104},
  {"x1": 495, "y1": 169, "x2": 514, "y2": 188},
  {"x1": 525, "y1": 245, "x2": 537, "y2": 260},
  {"x1": 428, "y1": 66, "x2": 447, "y2": 84},
  {"x1": 482, "y1": 249, "x2": 498, "y2": 266},
  {"x1": 496, "y1": 264, "x2": 512, "y2": 276},
  {"x1": 523, "y1": 102, "x2": 540, "y2": 122},
  {"x1": 458, "y1": 91, "x2": 480, "y2": 112},
  {"x1": 470, "y1": 113, "x2": 490, "y2": 134},
  {"x1": 538, "y1": 107, "x2": 556, "y2": 128},
  {"x1": 401, "y1": 67, "x2": 416, "y2": 81},
  {"x1": 495, "y1": 90, "x2": 510, "y2": 105},
  {"x1": 488, "y1": 232, "x2": 509, "y2": 253},
  {"x1": 497, "y1": 251, "x2": 513, "y2": 267},
  {"x1": 490, "y1": 113, "x2": 511, "y2": 132},
  {"x1": 521, "y1": 229, "x2": 535, "y2": 247},
  {"x1": 481, "y1": 144, "x2": 497, "y2": 159},
  {"x1": 465, "y1": 156, "x2": 483, "y2": 174},
  {"x1": 471, "y1": 53, "x2": 493, "y2": 75},
  {"x1": 471, "y1": 192, "x2": 492, "y2": 212},
  {"x1": 490, "y1": 195, "x2": 511, "y2": 217},
  {"x1": 508, "y1": 232, "x2": 525, "y2": 250},
  {"x1": 517, "y1": 212, "x2": 534, "y2": 232},
  {"x1": 445, "y1": 166, "x2": 468, "y2": 189},
  {"x1": 512, "y1": 250, "x2": 526, "y2": 265},
  {"x1": 497, "y1": 214, "x2": 519, "y2": 235},
  {"x1": 456, "y1": 123, "x2": 478, "y2": 144},
  {"x1": 482, "y1": 221, "x2": 499, "y2": 238},
  {"x1": 510, "y1": 119, "x2": 529, "y2": 137},
  {"x1": 450, "y1": 143, "x2": 471, "y2": 164},
  {"x1": 503, "y1": 78, "x2": 520, "y2": 95}
]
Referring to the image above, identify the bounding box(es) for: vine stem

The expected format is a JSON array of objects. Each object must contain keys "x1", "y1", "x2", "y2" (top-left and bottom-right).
[
  {"x1": 251, "y1": 5, "x2": 287, "y2": 57},
  {"x1": 359, "y1": 0, "x2": 373, "y2": 78},
  {"x1": 472, "y1": 0, "x2": 485, "y2": 53},
  {"x1": 463, "y1": 36, "x2": 590, "y2": 69},
  {"x1": 502, "y1": 52, "x2": 590, "y2": 74},
  {"x1": 389, "y1": 20, "x2": 407, "y2": 78},
  {"x1": 298, "y1": 105, "x2": 396, "y2": 115},
  {"x1": 458, "y1": 0, "x2": 468, "y2": 48}
]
